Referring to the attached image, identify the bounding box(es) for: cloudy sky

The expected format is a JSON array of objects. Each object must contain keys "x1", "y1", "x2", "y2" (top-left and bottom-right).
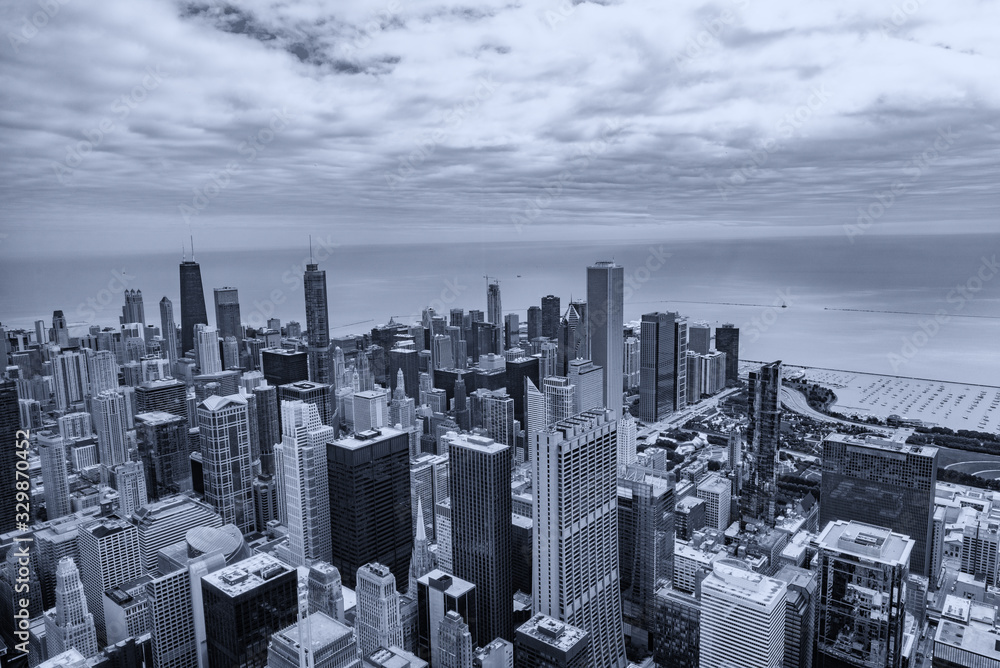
[{"x1": 1, "y1": 0, "x2": 998, "y2": 256}]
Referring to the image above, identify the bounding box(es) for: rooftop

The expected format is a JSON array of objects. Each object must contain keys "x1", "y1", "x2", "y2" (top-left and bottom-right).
[
  {"x1": 135, "y1": 411, "x2": 185, "y2": 425},
  {"x1": 331, "y1": 426, "x2": 405, "y2": 450},
  {"x1": 704, "y1": 559, "x2": 787, "y2": 607},
  {"x1": 824, "y1": 430, "x2": 936, "y2": 458},
  {"x1": 418, "y1": 569, "x2": 475, "y2": 597},
  {"x1": 817, "y1": 520, "x2": 914, "y2": 567},
  {"x1": 516, "y1": 613, "x2": 588, "y2": 651},
  {"x1": 272, "y1": 612, "x2": 352, "y2": 651},
  {"x1": 201, "y1": 553, "x2": 291, "y2": 596},
  {"x1": 935, "y1": 620, "x2": 1000, "y2": 659},
  {"x1": 448, "y1": 433, "x2": 508, "y2": 454}
]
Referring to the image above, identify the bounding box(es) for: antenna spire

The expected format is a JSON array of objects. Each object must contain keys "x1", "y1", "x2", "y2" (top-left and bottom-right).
[
  {"x1": 190, "y1": 235, "x2": 195, "y2": 261},
  {"x1": 309, "y1": 235, "x2": 313, "y2": 263}
]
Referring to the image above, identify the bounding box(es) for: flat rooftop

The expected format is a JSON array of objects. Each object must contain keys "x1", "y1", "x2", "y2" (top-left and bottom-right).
[
  {"x1": 272, "y1": 611, "x2": 352, "y2": 650},
  {"x1": 201, "y1": 553, "x2": 291, "y2": 597},
  {"x1": 330, "y1": 426, "x2": 406, "y2": 450},
  {"x1": 704, "y1": 559, "x2": 786, "y2": 607},
  {"x1": 936, "y1": 619, "x2": 1000, "y2": 660},
  {"x1": 817, "y1": 520, "x2": 914, "y2": 567},
  {"x1": 516, "y1": 613, "x2": 588, "y2": 652},
  {"x1": 824, "y1": 430, "x2": 937, "y2": 458},
  {"x1": 448, "y1": 433, "x2": 508, "y2": 454}
]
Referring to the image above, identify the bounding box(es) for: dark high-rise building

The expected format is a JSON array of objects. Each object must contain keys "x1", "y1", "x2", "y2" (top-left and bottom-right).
[
  {"x1": 135, "y1": 411, "x2": 191, "y2": 500},
  {"x1": 742, "y1": 361, "x2": 782, "y2": 525},
  {"x1": 715, "y1": 324, "x2": 739, "y2": 386},
  {"x1": 471, "y1": 321, "x2": 500, "y2": 361},
  {"x1": 487, "y1": 280, "x2": 502, "y2": 326},
  {"x1": 774, "y1": 565, "x2": 818, "y2": 668},
  {"x1": 526, "y1": 306, "x2": 542, "y2": 341},
  {"x1": 253, "y1": 383, "x2": 280, "y2": 475},
  {"x1": 159, "y1": 297, "x2": 178, "y2": 368},
  {"x1": 586, "y1": 262, "x2": 624, "y2": 421},
  {"x1": 638, "y1": 312, "x2": 675, "y2": 423},
  {"x1": 327, "y1": 427, "x2": 412, "y2": 589},
  {"x1": 213, "y1": 287, "x2": 242, "y2": 340},
  {"x1": 688, "y1": 322, "x2": 710, "y2": 355},
  {"x1": 820, "y1": 430, "x2": 938, "y2": 577},
  {"x1": 389, "y1": 348, "x2": 419, "y2": 400},
  {"x1": 0, "y1": 380, "x2": 19, "y2": 534},
  {"x1": 201, "y1": 553, "x2": 298, "y2": 668},
  {"x1": 450, "y1": 434, "x2": 513, "y2": 642},
  {"x1": 278, "y1": 381, "x2": 334, "y2": 428},
  {"x1": 179, "y1": 251, "x2": 208, "y2": 355},
  {"x1": 121, "y1": 289, "x2": 145, "y2": 325},
  {"x1": 815, "y1": 521, "x2": 912, "y2": 668},
  {"x1": 505, "y1": 356, "x2": 539, "y2": 427},
  {"x1": 541, "y1": 295, "x2": 561, "y2": 342},
  {"x1": 136, "y1": 378, "x2": 188, "y2": 423},
  {"x1": 618, "y1": 467, "x2": 674, "y2": 655},
  {"x1": 261, "y1": 349, "x2": 309, "y2": 387},
  {"x1": 304, "y1": 261, "x2": 332, "y2": 384}
]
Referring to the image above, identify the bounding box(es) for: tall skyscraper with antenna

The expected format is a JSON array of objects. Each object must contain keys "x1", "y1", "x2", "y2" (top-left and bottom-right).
[
  {"x1": 304, "y1": 239, "x2": 332, "y2": 385},
  {"x1": 179, "y1": 238, "x2": 208, "y2": 355}
]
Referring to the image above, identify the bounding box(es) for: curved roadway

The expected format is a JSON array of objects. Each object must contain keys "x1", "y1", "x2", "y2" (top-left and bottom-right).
[{"x1": 780, "y1": 387, "x2": 885, "y2": 430}]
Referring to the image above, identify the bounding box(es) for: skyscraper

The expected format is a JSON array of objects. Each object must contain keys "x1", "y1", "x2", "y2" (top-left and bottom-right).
[
  {"x1": 109, "y1": 460, "x2": 148, "y2": 517},
  {"x1": 742, "y1": 361, "x2": 782, "y2": 525},
  {"x1": 699, "y1": 560, "x2": 787, "y2": 668},
  {"x1": 39, "y1": 432, "x2": 72, "y2": 521},
  {"x1": 820, "y1": 430, "x2": 938, "y2": 577},
  {"x1": 450, "y1": 434, "x2": 513, "y2": 642},
  {"x1": 617, "y1": 407, "x2": 637, "y2": 467},
  {"x1": 487, "y1": 280, "x2": 502, "y2": 326},
  {"x1": 305, "y1": 260, "x2": 333, "y2": 385},
  {"x1": 198, "y1": 394, "x2": 255, "y2": 533},
  {"x1": 543, "y1": 376, "x2": 575, "y2": 427},
  {"x1": 78, "y1": 517, "x2": 143, "y2": 644},
  {"x1": 526, "y1": 306, "x2": 542, "y2": 341},
  {"x1": 201, "y1": 553, "x2": 298, "y2": 668},
  {"x1": 159, "y1": 296, "x2": 178, "y2": 368},
  {"x1": 327, "y1": 428, "x2": 412, "y2": 589},
  {"x1": 541, "y1": 296, "x2": 560, "y2": 340},
  {"x1": 44, "y1": 557, "x2": 99, "y2": 659},
  {"x1": 566, "y1": 359, "x2": 602, "y2": 415},
  {"x1": 267, "y1": 611, "x2": 361, "y2": 668},
  {"x1": 436, "y1": 610, "x2": 474, "y2": 668},
  {"x1": 532, "y1": 410, "x2": 627, "y2": 668},
  {"x1": 275, "y1": 400, "x2": 334, "y2": 566},
  {"x1": 515, "y1": 614, "x2": 590, "y2": 668},
  {"x1": 586, "y1": 262, "x2": 624, "y2": 421},
  {"x1": 52, "y1": 309, "x2": 70, "y2": 347},
  {"x1": 774, "y1": 565, "x2": 818, "y2": 668},
  {"x1": 213, "y1": 286, "x2": 242, "y2": 340},
  {"x1": 714, "y1": 324, "x2": 739, "y2": 386},
  {"x1": 135, "y1": 411, "x2": 191, "y2": 500},
  {"x1": 672, "y1": 315, "x2": 688, "y2": 411},
  {"x1": 179, "y1": 248, "x2": 209, "y2": 355},
  {"x1": 688, "y1": 322, "x2": 710, "y2": 355},
  {"x1": 121, "y1": 288, "x2": 145, "y2": 325},
  {"x1": 92, "y1": 390, "x2": 130, "y2": 473},
  {"x1": 815, "y1": 520, "x2": 913, "y2": 668},
  {"x1": 196, "y1": 325, "x2": 222, "y2": 374},
  {"x1": 86, "y1": 349, "x2": 119, "y2": 396},
  {"x1": 53, "y1": 351, "x2": 89, "y2": 411},
  {"x1": 357, "y1": 562, "x2": 404, "y2": 658},
  {"x1": 638, "y1": 312, "x2": 675, "y2": 423}
]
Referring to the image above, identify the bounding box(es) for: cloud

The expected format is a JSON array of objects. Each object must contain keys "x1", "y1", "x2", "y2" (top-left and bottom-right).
[{"x1": 0, "y1": 0, "x2": 998, "y2": 256}]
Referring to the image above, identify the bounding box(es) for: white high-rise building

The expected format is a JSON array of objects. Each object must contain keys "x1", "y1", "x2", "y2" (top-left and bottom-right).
[
  {"x1": 543, "y1": 376, "x2": 575, "y2": 427},
  {"x1": 275, "y1": 400, "x2": 334, "y2": 566},
  {"x1": 532, "y1": 409, "x2": 627, "y2": 668},
  {"x1": 93, "y1": 390, "x2": 131, "y2": 472},
  {"x1": 566, "y1": 359, "x2": 603, "y2": 416},
  {"x1": 198, "y1": 394, "x2": 255, "y2": 533},
  {"x1": 86, "y1": 350, "x2": 120, "y2": 396},
  {"x1": 617, "y1": 407, "x2": 637, "y2": 467},
  {"x1": 78, "y1": 517, "x2": 143, "y2": 645},
  {"x1": 586, "y1": 261, "x2": 624, "y2": 421},
  {"x1": 436, "y1": 610, "x2": 474, "y2": 668},
  {"x1": 353, "y1": 388, "x2": 389, "y2": 433},
  {"x1": 44, "y1": 557, "x2": 99, "y2": 659},
  {"x1": 624, "y1": 336, "x2": 640, "y2": 391},
  {"x1": 697, "y1": 474, "x2": 731, "y2": 531},
  {"x1": 356, "y1": 562, "x2": 403, "y2": 658},
  {"x1": 700, "y1": 560, "x2": 787, "y2": 668},
  {"x1": 196, "y1": 325, "x2": 222, "y2": 375},
  {"x1": 110, "y1": 460, "x2": 148, "y2": 517},
  {"x1": 524, "y1": 379, "x2": 545, "y2": 455}
]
